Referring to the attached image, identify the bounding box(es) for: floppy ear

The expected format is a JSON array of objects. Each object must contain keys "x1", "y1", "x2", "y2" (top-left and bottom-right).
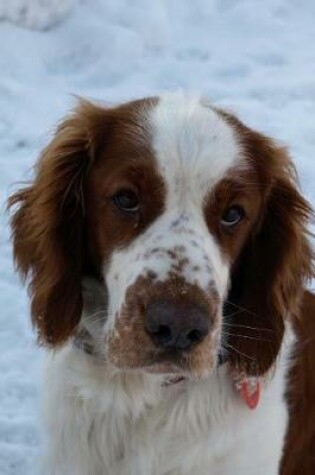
[
  {"x1": 226, "y1": 131, "x2": 314, "y2": 375},
  {"x1": 8, "y1": 100, "x2": 108, "y2": 346}
]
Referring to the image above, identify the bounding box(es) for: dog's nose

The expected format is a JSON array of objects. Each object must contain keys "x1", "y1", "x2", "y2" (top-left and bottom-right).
[{"x1": 144, "y1": 301, "x2": 211, "y2": 351}]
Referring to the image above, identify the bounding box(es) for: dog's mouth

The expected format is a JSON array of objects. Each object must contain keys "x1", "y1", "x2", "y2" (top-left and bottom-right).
[
  {"x1": 115, "y1": 344, "x2": 219, "y2": 381},
  {"x1": 106, "y1": 300, "x2": 222, "y2": 380},
  {"x1": 107, "y1": 324, "x2": 221, "y2": 380},
  {"x1": 139, "y1": 350, "x2": 189, "y2": 376},
  {"x1": 140, "y1": 362, "x2": 187, "y2": 387}
]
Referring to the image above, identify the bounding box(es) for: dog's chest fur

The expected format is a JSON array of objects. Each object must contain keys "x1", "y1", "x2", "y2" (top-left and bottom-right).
[{"x1": 42, "y1": 337, "x2": 291, "y2": 475}]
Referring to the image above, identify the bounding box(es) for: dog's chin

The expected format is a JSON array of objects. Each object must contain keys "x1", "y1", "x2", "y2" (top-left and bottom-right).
[
  {"x1": 140, "y1": 362, "x2": 186, "y2": 377},
  {"x1": 143, "y1": 362, "x2": 215, "y2": 381},
  {"x1": 108, "y1": 357, "x2": 216, "y2": 382}
]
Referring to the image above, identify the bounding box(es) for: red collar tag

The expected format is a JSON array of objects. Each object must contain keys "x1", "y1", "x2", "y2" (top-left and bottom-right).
[
  {"x1": 233, "y1": 373, "x2": 261, "y2": 410},
  {"x1": 239, "y1": 378, "x2": 261, "y2": 410}
]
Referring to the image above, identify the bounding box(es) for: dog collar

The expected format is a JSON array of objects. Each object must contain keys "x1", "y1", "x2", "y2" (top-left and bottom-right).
[
  {"x1": 73, "y1": 330, "x2": 102, "y2": 358},
  {"x1": 74, "y1": 336, "x2": 262, "y2": 409}
]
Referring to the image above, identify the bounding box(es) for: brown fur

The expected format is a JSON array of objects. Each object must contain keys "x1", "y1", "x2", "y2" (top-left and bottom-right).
[
  {"x1": 86, "y1": 106, "x2": 165, "y2": 269},
  {"x1": 281, "y1": 290, "x2": 315, "y2": 474},
  {"x1": 214, "y1": 111, "x2": 315, "y2": 376},
  {"x1": 107, "y1": 272, "x2": 220, "y2": 378},
  {"x1": 8, "y1": 98, "x2": 159, "y2": 345}
]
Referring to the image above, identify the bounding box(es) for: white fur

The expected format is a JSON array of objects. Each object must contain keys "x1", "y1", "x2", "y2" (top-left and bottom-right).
[
  {"x1": 152, "y1": 92, "x2": 240, "y2": 197},
  {"x1": 40, "y1": 94, "x2": 292, "y2": 474},
  {"x1": 42, "y1": 328, "x2": 293, "y2": 475}
]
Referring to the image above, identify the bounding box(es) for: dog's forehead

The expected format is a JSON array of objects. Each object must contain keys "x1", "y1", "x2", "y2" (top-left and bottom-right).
[{"x1": 149, "y1": 93, "x2": 240, "y2": 203}]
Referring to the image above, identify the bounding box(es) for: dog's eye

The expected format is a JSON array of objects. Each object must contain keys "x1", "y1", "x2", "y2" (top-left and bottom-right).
[
  {"x1": 113, "y1": 190, "x2": 140, "y2": 213},
  {"x1": 221, "y1": 205, "x2": 245, "y2": 227}
]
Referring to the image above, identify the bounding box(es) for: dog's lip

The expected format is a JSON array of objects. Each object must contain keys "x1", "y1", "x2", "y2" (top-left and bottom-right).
[
  {"x1": 142, "y1": 361, "x2": 185, "y2": 375},
  {"x1": 140, "y1": 363, "x2": 188, "y2": 386},
  {"x1": 142, "y1": 349, "x2": 190, "y2": 374},
  {"x1": 162, "y1": 375, "x2": 186, "y2": 386},
  {"x1": 138, "y1": 349, "x2": 219, "y2": 381}
]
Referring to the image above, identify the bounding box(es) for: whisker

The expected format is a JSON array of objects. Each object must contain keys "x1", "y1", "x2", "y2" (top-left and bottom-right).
[
  {"x1": 222, "y1": 331, "x2": 272, "y2": 343},
  {"x1": 224, "y1": 300, "x2": 263, "y2": 319},
  {"x1": 223, "y1": 309, "x2": 243, "y2": 318},
  {"x1": 222, "y1": 322, "x2": 274, "y2": 333},
  {"x1": 222, "y1": 342, "x2": 257, "y2": 362}
]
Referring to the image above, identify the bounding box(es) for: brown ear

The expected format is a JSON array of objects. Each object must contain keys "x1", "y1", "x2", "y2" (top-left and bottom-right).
[
  {"x1": 226, "y1": 131, "x2": 314, "y2": 375},
  {"x1": 8, "y1": 100, "x2": 108, "y2": 346}
]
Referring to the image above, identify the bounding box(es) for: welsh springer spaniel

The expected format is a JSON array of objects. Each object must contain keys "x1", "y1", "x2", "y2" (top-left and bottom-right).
[{"x1": 9, "y1": 93, "x2": 315, "y2": 475}]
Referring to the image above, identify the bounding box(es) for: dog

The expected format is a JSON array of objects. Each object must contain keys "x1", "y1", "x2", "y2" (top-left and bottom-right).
[{"x1": 9, "y1": 93, "x2": 315, "y2": 474}]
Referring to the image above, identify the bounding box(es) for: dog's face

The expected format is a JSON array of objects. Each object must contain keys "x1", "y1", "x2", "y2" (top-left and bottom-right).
[
  {"x1": 87, "y1": 95, "x2": 264, "y2": 378},
  {"x1": 9, "y1": 93, "x2": 313, "y2": 379}
]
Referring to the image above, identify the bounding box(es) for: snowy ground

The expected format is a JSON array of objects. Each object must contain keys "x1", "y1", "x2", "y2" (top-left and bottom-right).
[{"x1": 0, "y1": 0, "x2": 314, "y2": 473}]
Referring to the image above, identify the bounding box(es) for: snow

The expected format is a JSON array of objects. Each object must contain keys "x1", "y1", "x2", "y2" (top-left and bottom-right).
[
  {"x1": 0, "y1": 0, "x2": 314, "y2": 473},
  {"x1": 0, "y1": 0, "x2": 75, "y2": 31}
]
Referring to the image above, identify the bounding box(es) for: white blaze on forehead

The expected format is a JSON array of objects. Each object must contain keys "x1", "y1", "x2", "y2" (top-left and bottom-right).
[
  {"x1": 151, "y1": 92, "x2": 240, "y2": 205},
  {"x1": 103, "y1": 93, "x2": 239, "y2": 335}
]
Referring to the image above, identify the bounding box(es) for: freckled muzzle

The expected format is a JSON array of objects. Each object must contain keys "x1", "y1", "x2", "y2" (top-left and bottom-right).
[
  {"x1": 106, "y1": 270, "x2": 222, "y2": 378},
  {"x1": 105, "y1": 211, "x2": 228, "y2": 378}
]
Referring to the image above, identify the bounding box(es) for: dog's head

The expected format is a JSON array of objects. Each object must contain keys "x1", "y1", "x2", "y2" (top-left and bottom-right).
[{"x1": 9, "y1": 93, "x2": 314, "y2": 379}]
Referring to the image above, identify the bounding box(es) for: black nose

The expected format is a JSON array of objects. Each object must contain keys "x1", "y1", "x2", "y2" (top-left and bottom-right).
[{"x1": 145, "y1": 301, "x2": 211, "y2": 351}]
